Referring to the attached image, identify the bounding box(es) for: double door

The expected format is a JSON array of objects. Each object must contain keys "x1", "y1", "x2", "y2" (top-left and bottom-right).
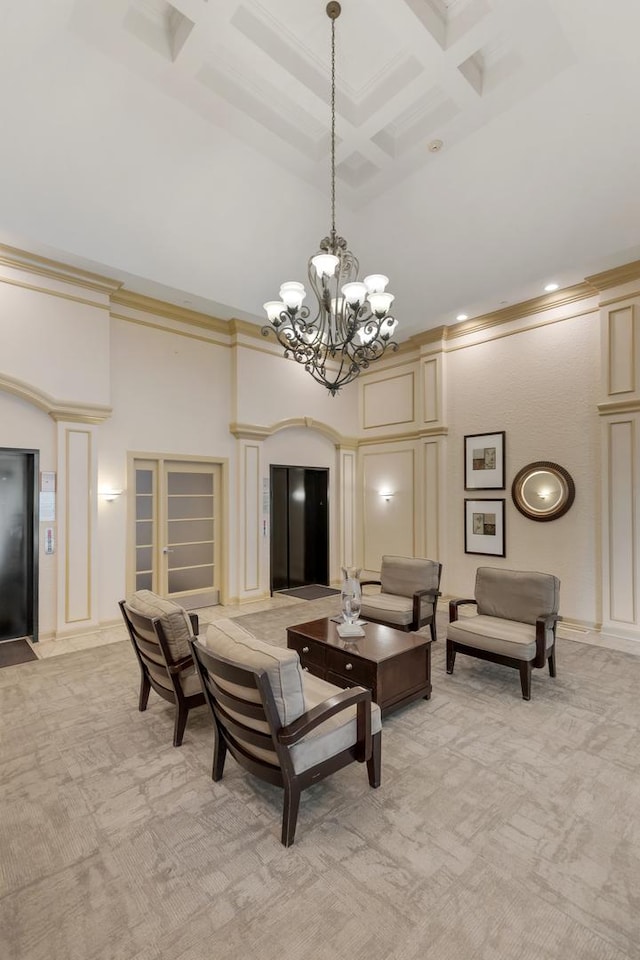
[
  {"x1": 270, "y1": 465, "x2": 329, "y2": 592},
  {"x1": 132, "y1": 457, "x2": 222, "y2": 606}
]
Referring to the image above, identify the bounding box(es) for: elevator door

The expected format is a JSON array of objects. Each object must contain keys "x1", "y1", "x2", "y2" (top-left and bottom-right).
[
  {"x1": 270, "y1": 466, "x2": 329, "y2": 592},
  {"x1": 0, "y1": 449, "x2": 38, "y2": 642}
]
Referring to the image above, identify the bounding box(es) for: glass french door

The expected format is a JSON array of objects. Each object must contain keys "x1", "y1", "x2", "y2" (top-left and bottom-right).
[{"x1": 132, "y1": 457, "x2": 222, "y2": 605}]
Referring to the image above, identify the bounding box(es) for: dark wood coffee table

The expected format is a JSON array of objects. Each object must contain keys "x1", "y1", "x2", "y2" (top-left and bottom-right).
[{"x1": 287, "y1": 617, "x2": 433, "y2": 717}]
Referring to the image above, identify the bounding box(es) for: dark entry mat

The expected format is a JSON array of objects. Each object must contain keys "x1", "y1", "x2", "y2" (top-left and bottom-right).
[
  {"x1": 276, "y1": 585, "x2": 341, "y2": 601},
  {"x1": 0, "y1": 638, "x2": 38, "y2": 667}
]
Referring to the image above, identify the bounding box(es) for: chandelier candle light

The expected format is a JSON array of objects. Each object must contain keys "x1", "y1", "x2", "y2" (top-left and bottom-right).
[{"x1": 262, "y1": 1, "x2": 399, "y2": 396}]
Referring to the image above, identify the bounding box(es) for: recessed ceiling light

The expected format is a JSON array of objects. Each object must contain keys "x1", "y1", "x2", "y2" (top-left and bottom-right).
[
  {"x1": 456, "y1": 313, "x2": 468, "y2": 321},
  {"x1": 544, "y1": 283, "x2": 559, "y2": 292}
]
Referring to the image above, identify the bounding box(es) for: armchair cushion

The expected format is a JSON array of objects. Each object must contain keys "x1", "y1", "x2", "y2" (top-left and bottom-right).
[
  {"x1": 126, "y1": 589, "x2": 194, "y2": 660},
  {"x1": 475, "y1": 567, "x2": 560, "y2": 623},
  {"x1": 380, "y1": 555, "x2": 440, "y2": 598},
  {"x1": 447, "y1": 615, "x2": 554, "y2": 661},
  {"x1": 360, "y1": 592, "x2": 422, "y2": 629},
  {"x1": 293, "y1": 673, "x2": 382, "y2": 773},
  {"x1": 204, "y1": 618, "x2": 305, "y2": 725}
]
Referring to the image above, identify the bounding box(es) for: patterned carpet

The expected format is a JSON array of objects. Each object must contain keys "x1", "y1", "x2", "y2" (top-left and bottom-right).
[{"x1": 1, "y1": 596, "x2": 639, "y2": 960}]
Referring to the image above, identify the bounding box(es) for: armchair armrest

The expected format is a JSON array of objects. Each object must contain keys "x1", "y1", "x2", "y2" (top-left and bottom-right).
[
  {"x1": 278, "y1": 686, "x2": 372, "y2": 761},
  {"x1": 168, "y1": 654, "x2": 197, "y2": 674},
  {"x1": 188, "y1": 612, "x2": 199, "y2": 636},
  {"x1": 534, "y1": 613, "x2": 561, "y2": 667},
  {"x1": 449, "y1": 598, "x2": 477, "y2": 622},
  {"x1": 411, "y1": 588, "x2": 441, "y2": 630}
]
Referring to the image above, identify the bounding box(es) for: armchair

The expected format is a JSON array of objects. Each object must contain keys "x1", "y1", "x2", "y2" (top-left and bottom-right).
[
  {"x1": 119, "y1": 590, "x2": 205, "y2": 746},
  {"x1": 360, "y1": 556, "x2": 442, "y2": 640},
  {"x1": 191, "y1": 618, "x2": 381, "y2": 847},
  {"x1": 447, "y1": 567, "x2": 561, "y2": 700}
]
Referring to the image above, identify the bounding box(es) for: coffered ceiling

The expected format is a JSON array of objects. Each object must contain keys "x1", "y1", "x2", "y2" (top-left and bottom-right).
[{"x1": 1, "y1": 0, "x2": 640, "y2": 338}]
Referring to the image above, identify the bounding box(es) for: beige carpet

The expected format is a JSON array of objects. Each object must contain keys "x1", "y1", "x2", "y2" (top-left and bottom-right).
[{"x1": 1, "y1": 596, "x2": 639, "y2": 960}]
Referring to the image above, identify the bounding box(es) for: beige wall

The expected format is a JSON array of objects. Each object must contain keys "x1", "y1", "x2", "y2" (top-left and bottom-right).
[{"x1": 445, "y1": 310, "x2": 600, "y2": 623}]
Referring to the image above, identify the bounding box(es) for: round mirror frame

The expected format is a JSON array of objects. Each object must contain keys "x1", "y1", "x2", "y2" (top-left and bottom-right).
[{"x1": 511, "y1": 461, "x2": 575, "y2": 522}]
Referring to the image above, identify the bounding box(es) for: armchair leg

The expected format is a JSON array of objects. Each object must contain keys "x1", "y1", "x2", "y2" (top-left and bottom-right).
[
  {"x1": 548, "y1": 647, "x2": 557, "y2": 678},
  {"x1": 446, "y1": 639, "x2": 456, "y2": 674},
  {"x1": 138, "y1": 673, "x2": 151, "y2": 712},
  {"x1": 282, "y1": 782, "x2": 301, "y2": 847},
  {"x1": 519, "y1": 661, "x2": 532, "y2": 701},
  {"x1": 173, "y1": 702, "x2": 189, "y2": 747},
  {"x1": 429, "y1": 619, "x2": 437, "y2": 643},
  {"x1": 367, "y1": 732, "x2": 382, "y2": 788},
  {"x1": 212, "y1": 731, "x2": 227, "y2": 781}
]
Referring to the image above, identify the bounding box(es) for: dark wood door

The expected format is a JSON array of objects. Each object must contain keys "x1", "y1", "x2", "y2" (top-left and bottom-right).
[
  {"x1": 270, "y1": 466, "x2": 329, "y2": 592},
  {"x1": 0, "y1": 449, "x2": 39, "y2": 642}
]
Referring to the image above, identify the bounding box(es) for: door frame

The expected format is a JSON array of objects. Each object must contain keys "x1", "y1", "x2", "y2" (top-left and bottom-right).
[
  {"x1": 0, "y1": 447, "x2": 39, "y2": 642},
  {"x1": 126, "y1": 452, "x2": 229, "y2": 604}
]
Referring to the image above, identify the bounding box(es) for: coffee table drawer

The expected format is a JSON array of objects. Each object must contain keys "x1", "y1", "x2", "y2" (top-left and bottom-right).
[
  {"x1": 325, "y1": 647, "x2": 376, "y2": 688},
  {"x1": 287, "y1": 634, "x2": 325, "y2": 668}
]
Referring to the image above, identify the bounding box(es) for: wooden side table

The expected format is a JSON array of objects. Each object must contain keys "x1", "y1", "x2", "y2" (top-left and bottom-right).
[{"x1": 286, "y1": 617, "x2": 433, "y2": 717}]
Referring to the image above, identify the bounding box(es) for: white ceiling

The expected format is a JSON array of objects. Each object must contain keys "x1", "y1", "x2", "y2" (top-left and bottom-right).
[{"x1": 1, "y1": 0, "x2": 640, "y2": 339}]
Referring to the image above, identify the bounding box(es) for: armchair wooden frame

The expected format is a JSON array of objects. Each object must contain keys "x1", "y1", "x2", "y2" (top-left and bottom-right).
[
  {"x1": 189, "y1": 636, "x2": 381, "y2": 847},
  {"x1": 119, "y1": 600, "x2": 205, "y2": 746},
  {"x1": 448, "y1": 598, "x2": 560, "y2": 700},
  {"x1": 361, "y1": 561, "x2": 442, "y2": 641}
]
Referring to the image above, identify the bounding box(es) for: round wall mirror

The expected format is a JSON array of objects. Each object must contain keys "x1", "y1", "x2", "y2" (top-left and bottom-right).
[{"x1": 511, "y1": 461, "x2": 575, "y2": 521}]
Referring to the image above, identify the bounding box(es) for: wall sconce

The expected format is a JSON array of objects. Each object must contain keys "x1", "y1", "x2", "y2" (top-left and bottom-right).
[
  {"x1": 100, "y1": 488, "x2": 123, "y2": 502},
  {"x1": 379, "y1": 490, "x2": 394, "y2": 502}
]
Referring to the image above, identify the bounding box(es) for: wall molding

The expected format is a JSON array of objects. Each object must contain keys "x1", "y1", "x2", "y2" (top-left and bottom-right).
[
  {"x1": 598, "y1": 398, "x2": 640, "y2": 416},
  {"x1": 230, "y1": 417, "x2": 357, "y2": 446},
  {"x1": 0, "y1": 373, "x2": 112, "y2": 423}
]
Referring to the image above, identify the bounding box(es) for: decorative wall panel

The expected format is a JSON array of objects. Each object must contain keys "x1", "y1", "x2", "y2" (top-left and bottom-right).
[
  {"x1": 607, "y1": 419, "x2": 635, "y2": 624},
  {"x1": 608, "y1": 305, "x2": 635, "y2": 396},
  {"x1": 363, "y1": 372, "x2": 415, "y2": 429},
  {"x1": 362, "y1": 448, "x2": 415, "y2": 570},
  {"x1": 64, "y1": 428, "x2": 93, "y2": 623}
]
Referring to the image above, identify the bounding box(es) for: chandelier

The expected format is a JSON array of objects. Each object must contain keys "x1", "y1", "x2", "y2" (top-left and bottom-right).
[{"x1": 262, "y1": 1, "x2": 399, "y2": 396}]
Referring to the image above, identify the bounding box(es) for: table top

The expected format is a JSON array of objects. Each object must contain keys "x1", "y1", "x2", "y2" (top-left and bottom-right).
[{"x1": 286, "y1": 617, "x2": 432, "y2": 664}]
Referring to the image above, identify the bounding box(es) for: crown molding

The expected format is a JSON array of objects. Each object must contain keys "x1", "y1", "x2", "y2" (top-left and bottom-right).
[
  {"x1": 444, "y1": 283, "x2": 597, "y2": 342},
  {"x1": 228, "y1": 317, "x2": 264, "y2": 338},
  {"x1": 585, "y1": 259, "x2": 640, "y2": 291},
  {"x1": 110, "y1": 290, "x2": 229, "y2": 333},
  {"x1": 0, "y1": 244, "x2": 122, "y2": 295}
]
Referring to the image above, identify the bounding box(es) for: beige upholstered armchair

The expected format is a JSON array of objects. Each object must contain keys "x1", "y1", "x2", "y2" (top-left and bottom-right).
[
  {"x1": 360, "y1": 556, "x2": 442, "y2": 641},
  {"x1": 447, "y1": 567, "x2": 561, "y2": 700},
  {"x1": 191, "y1": 618, "x2": 382, "y2": 847},
  {"x1": 119, "y1": 590, "x2": 205, "y2": 746}
]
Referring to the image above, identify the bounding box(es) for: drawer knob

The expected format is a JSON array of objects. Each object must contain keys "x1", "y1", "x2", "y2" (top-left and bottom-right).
[
  {"x1": 302, "y1": 646, "x2": 310, "y2": 654},
  {"x1": 345, "y1": 662, "x2": 353, "y2": 671}
]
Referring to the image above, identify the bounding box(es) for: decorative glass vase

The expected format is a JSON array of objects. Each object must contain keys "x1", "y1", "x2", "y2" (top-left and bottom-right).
[{"x1": 340, "y1": 567, "x2": 362, "y2": 624}]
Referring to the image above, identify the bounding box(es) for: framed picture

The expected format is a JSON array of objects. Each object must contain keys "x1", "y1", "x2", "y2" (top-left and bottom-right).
[
  {"x1": 465, "y1": 499, "x2": 506, "y2": 556},
  {"x1": 464, "y1": 431, "x2": 505, "y2": 490}
]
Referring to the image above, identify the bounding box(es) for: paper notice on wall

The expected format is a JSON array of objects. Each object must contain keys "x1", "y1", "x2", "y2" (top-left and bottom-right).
[{"x1": 40, "y1": 492, "x2": 56, "y2": 522}]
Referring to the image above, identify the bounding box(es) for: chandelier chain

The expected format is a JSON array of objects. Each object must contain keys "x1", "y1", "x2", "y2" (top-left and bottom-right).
[{"x1": 330, "y1": 14, "x2": 336, "y2": 243}]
